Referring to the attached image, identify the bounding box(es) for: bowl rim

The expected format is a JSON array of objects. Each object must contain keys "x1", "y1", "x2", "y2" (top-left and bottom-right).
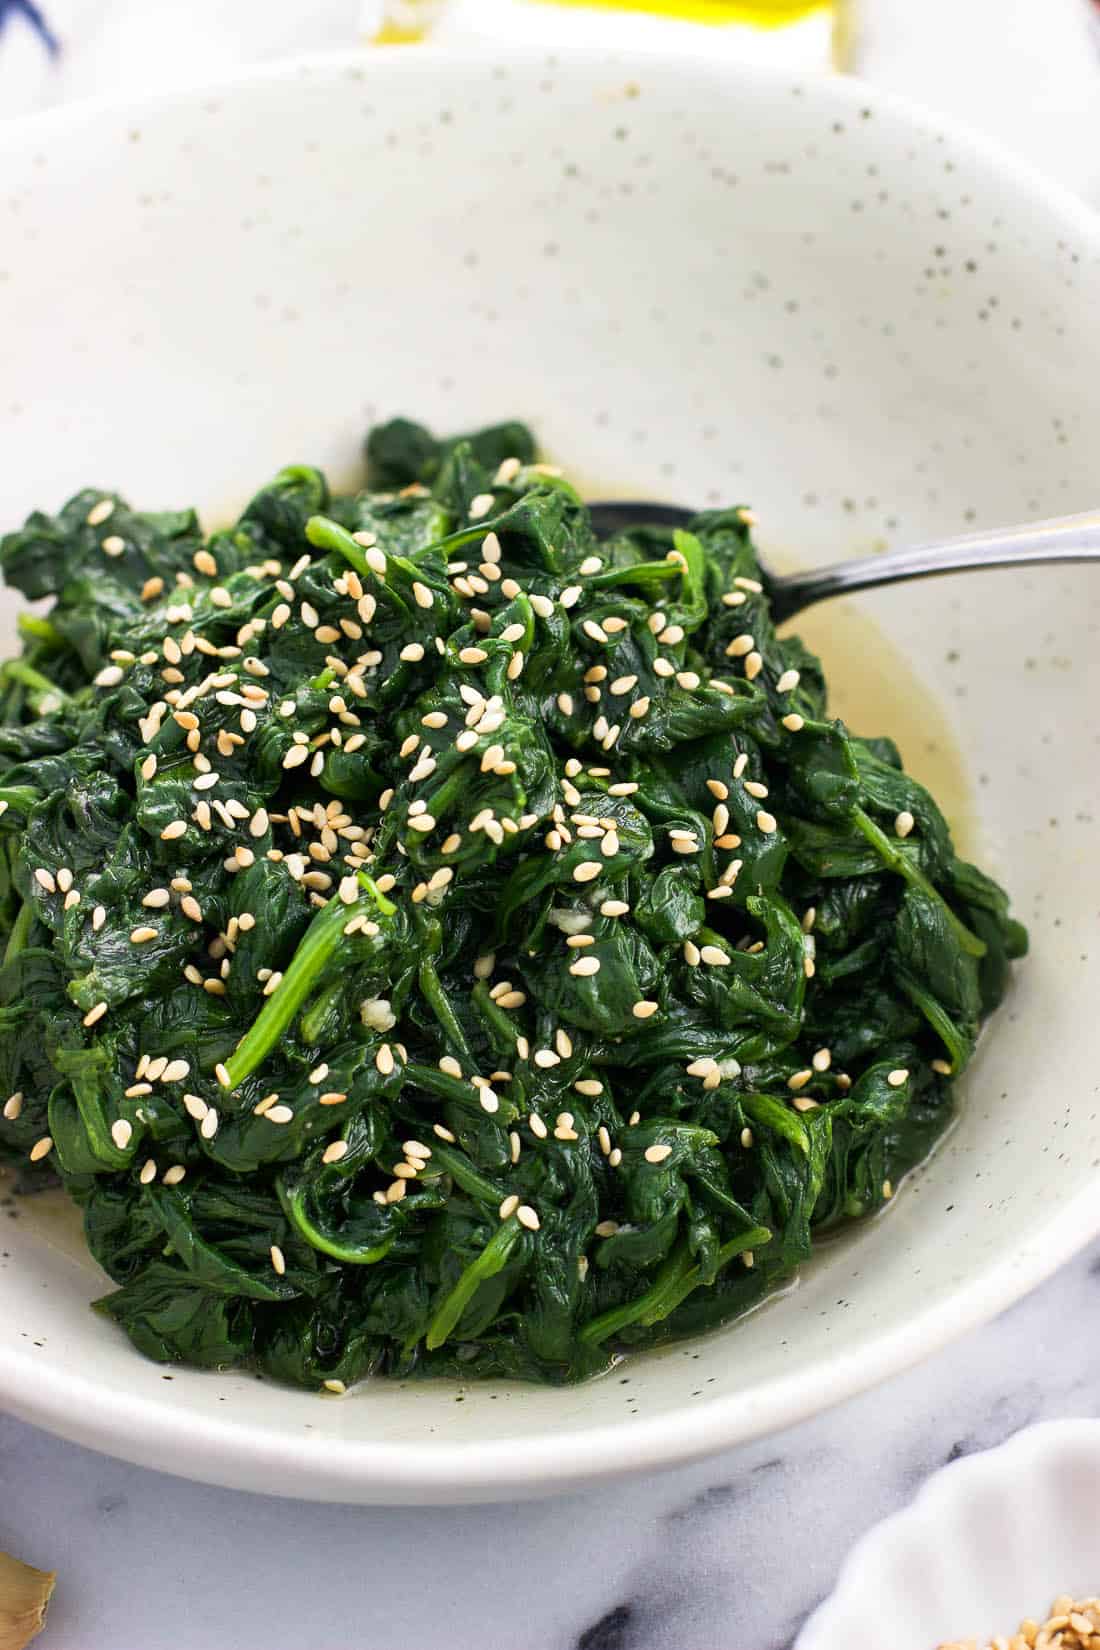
[
  {"x1": 795, "y1": 1418, "x2": 1100, "y2": 1647},
  {"x1": 2, "y1": 41, "x2": 1099, "y2": 1502}
]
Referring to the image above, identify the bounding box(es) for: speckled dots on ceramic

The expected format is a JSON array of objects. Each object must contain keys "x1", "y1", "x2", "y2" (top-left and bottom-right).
[{"x1": 0, "y1": 47, "x2": 1098, "y2": 1502}]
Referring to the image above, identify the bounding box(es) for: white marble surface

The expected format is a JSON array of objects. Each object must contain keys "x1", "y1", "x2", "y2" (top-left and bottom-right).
[
  {"x1": 4, "y1": 1237, "x2": 1099, "y2": 1650},
  {"x1": 3, "y1": 4, "x2": 1100, "y2": 1648}
]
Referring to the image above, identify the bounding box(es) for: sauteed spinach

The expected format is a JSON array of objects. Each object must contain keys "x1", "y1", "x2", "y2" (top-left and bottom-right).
[{"x1": 0, "y1": 418, "x2": 1026, "y2": 1388}]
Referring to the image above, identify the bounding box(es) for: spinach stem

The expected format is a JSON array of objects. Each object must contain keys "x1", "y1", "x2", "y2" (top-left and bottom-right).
[
  {"x1": 277, "y1": 1177, "x2": 395, "y2": 1265},
  {"x1": 17, "y1": 614, "x2": 63, "y2": 647},
  {"x1": 580, "y1": 1225, "x2": 771, "y2": 1347},
  {"x1": 422, "y1": 1140, "x2": 503, "y2": 1204},
  {"x1": 418, "y1": 952, "x2": 475, "y2": 1066},
  {"x1": 1, "y1": 661, "x2": 68, "y2": 708},
  {"x1": 3, "y1": 898, "x2": 33, "y2": 966},
  {"x1": 305, "y1": 514, "x2": 372, "y2": 576},
  {"x1": 222, "y1": 874, "x2": 396, "y2": 1088},
  {"x1": 426, "y1": 1218, "x2": 522, "y2": 1350},
  {"x1": 0, "y1": 785, "x2": 41, "y2": 813},
  {"x1": 851, "y1": 808, "x2": 986, "y2": 958}
]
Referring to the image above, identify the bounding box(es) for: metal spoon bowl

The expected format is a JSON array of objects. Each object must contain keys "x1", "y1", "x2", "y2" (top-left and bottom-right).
[{"x1": 587, "y1": 501, "x2": 1100, "y2": 625}]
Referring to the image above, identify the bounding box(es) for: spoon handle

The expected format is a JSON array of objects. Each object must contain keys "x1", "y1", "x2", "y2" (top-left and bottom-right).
[{"x1": 773, "y1": 508, "x2": 1100, "y2": 622}]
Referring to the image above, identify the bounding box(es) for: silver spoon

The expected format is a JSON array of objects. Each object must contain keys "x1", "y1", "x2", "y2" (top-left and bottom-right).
[{"x1": 586, "y1": 501, "x2": 1100, "y2": 626}]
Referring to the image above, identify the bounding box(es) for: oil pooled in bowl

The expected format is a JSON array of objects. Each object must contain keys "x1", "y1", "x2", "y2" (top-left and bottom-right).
[{"x1": 786, "y1": 596, "x2": 976, "y2": 858}]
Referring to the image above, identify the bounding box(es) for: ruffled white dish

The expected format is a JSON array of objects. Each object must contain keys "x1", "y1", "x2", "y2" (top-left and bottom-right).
[{"x1": 798, "y1": 1420, "x2": 1100, "y2": 1650}]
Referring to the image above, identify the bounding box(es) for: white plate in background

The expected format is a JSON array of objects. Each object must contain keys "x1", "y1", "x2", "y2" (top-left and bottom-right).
[{"x1": 798, "y1": 1420, "x2": 1100, "y2": 1650}]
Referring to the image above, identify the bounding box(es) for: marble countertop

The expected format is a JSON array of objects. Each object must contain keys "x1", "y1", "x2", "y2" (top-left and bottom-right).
[
  {"x1": 3, "y1": 5, "x2": 1099, "y2": 1648},
  {"x1": 6, "y1": 1237, "x2": 1099, "y2": 1650}
]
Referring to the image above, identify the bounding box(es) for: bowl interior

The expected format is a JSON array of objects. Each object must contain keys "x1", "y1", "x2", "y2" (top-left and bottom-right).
[{"x1": 1, "y1": 48, "x2": 1098, "y2": 1501}]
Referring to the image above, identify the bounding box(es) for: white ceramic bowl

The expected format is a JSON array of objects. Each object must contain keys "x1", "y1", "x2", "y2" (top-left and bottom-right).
[
  {"x1": 798, "y1": 1420, "x2": 1100, "y2": 1649},
  {"x1": 1, "y1": 47, "x2": 1099, "y2": 1504}
]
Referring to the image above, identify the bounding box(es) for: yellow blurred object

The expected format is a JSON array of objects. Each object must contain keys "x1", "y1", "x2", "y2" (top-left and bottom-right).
[
  {"x1": 533, "y1": 0, "x2": 830, "y2": 24},
  {"x1": 367, "y1": 0, "x2": 851, "y2": 64},
  {"x1": 369, "y1": 0, "x2": 447, "y2": 42}
]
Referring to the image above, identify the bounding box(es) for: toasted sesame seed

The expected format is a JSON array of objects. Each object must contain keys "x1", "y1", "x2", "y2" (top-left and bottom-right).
[
  {"x1": 931, "y1": 1058, "x2": 953, "y2": 1075},
  {"x1": 82, "y1": 1000, "x2": 109, "y2": 1028},
  {"x1": 529, "y1": 1112, "x2": 549, "y2": 1139},
  {"x1": 322, "y1": 1378, "x2": 347, "y2": 1395},
  {"x1": 882, "y1": 1180, "x2": 894, "y2": 1200},
  {"x1": 887, "y1": 1068, "x2": 909, "y2": 1087},
  {"x1": 161, "y1": 820, "x2": 188, "y2": 840},
  {"x1": 86, "y1": 497, "x2": 115, "y2": 526},
  {"x1": 787, "y1": 1069, "x2": 814, "y2": 1091},
  {"x1": 744, "y1": 651, "x2": 764, "y2": 680},
  {"x1": 142, "y1": 888, "x2": 171, "y2": 909},
  {"x1": 130, "y1": 926, "x2": 158, "y2": 944},
  {"x1": 683, "y1": 939, "x2": 701, "y2": 966},
  {"x1": 632, "y1": 1000, "x2": 659, "y2": 1019},
  {"x1": 138, "y1": 1157, "x2": 157, "y2": 1183},
  {"x1": 29, "y1": 1135, "x2": 53, "y2": 1162},
  {"x1": 499, "y1": 1194, "x2": 520, "y2": 1221},
  {"x1": 533, "y1": 1049, "x2": 561, "y2": 1069},
  {"x1": 516, "y1": 1205, "x2": 540, "y2": 1231},
  {"x1": 569, "y1": 956, "x2": 601, "y2": 977},
  {"x1": 2, "y1": 1092, "x2": 23, "y2": 1121},
  {"x1": 375, "y1": 1044, "x2": 395, "y2": 1076},
  {"x1": 265, "y1": 1105, "x2": 294, "y2": 1125},
  {"x1": 573, "y1": 862, "x2": 602, "y2": 883},
  {"x1": 644, "y1": 1143, "x2": 673, "y2": 1164},
  {"x1": 110, "y1": 1118, "x2": 133, "y2": 1150},
  {"x1": 162, "y1": 1165, "x2": 187, "y2": 1186},
  {"x1": 782, "y1": 713, "x2": 805, "y2": 732},
  {"x1": 744, "y1": 780, "x2": 769, "y2": 799},
  {"x1": 756, "y1": 810, "x2": 777, "y2": 834},
  {"x1": 700, "y1": 944, "x2": 730, "y2": 967},
  {"x1": 812, "y1": 1048, "x2": 832, "y2": 1072},
  {"x1": 161, "y1": 1060, "x2": 190, "y2": 1083},
  {"x1": 895, "y1": 810, "x2": 915, "y2": 838}
]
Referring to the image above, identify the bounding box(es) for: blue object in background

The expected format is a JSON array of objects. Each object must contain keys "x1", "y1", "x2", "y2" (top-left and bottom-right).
[{"x1": 0, "y1": 0, "x2": 60, "y2": 57}]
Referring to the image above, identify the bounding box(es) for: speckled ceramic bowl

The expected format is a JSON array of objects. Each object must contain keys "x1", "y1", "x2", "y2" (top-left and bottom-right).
[{"x1": 1, "y1": 47, "x2": 1098, "y2": 1504}]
